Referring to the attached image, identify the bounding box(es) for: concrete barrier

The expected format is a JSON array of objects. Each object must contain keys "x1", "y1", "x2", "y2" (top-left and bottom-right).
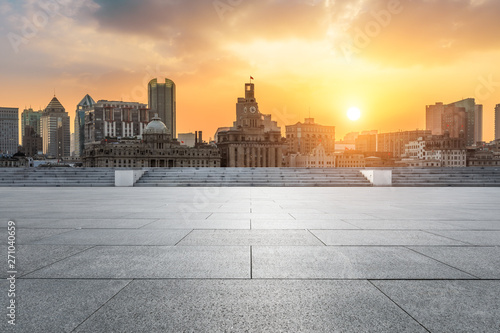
[
  {"x1": 360, "y1": 170, "x2": 392, "y2": 186},
  {"x1": 115, "y1": 170, "x2": 146, "y2": 187}
]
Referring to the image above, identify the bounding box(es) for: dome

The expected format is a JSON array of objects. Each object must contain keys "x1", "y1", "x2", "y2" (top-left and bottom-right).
[{"x1": 144, "y1": 115, "x2": 169, "y2": 135}]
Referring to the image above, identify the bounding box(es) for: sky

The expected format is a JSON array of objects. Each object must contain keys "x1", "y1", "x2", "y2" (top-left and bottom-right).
[{"x1": 1, "y1": 0, "x2": 500, "y2": 142}]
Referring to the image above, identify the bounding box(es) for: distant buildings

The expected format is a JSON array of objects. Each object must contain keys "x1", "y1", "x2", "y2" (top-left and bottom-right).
[
  {"x1": 286, "y1": 118, "x2": 335, "y2": 155},
  {"x1": 427, "y1": 98, "x2": 482, "y2": 146},
  {"x1": 355, "y1": 131, "x2": 378, "y2": 153},
  {"x1": 84, "y1": 100, "x2": 151, "y2": 146},
  {"x1": 74, "y1": 94, "x2": 95, "y2": 157},
  {"x1": 287, "y1": 144, "x2": 335, "y2": 168},
  {"x1": 40, "y1": 97, "x2": 70, "y2": 158},
  {"x1": 335, "y1": 151, "x2": 366, "y2": 168},
  {"x1": 495, "y1": 104, "x2": 500, "y2": 141},
  {"x1": 0, "y1": 107, "x2": 19, "y2": 155},
  {"x1": 216, "y1": 83, "x2": 285, "y2": 167},
  {"x1": 467, "y1": 140, "x2": 500, "y2": 167},
  {"x1": 21, "y1": 108, "x2": 43, "y2": 156},
  {"x1": 377, "y1": 130, "x2": 431, "y2": 158},
  {"x1": 403, "y1": 132, "x2": 467, "y2": 167},
  {"x1": 83, "y1": 116, "x2": 220, "y2": 168},
  {"x1": 148, "y1": 78, "x2": 176, "y2": 138}
]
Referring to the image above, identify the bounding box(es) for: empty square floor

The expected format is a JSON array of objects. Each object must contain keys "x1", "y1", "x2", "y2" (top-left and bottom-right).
[{"x1": 1, "y1": 187, "x2": 499, "y2": 332}]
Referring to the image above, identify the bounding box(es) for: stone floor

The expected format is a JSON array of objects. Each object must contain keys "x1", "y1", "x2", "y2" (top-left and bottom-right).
[{"x1": 1, "y1": 187, "x2": 500, "y2": 332}]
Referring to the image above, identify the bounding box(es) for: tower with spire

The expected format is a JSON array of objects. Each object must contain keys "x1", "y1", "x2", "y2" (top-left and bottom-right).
[{"x1": 40, "y1": 95, "x2": 70, "y2": 159}]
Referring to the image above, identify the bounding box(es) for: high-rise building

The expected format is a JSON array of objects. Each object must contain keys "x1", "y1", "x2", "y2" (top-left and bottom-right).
[
  {"x1": 426, "y1": 102, "x2": 466, "y2": 138},
  {"x1": 84, "y1": 100, "x2": 152, "y2": 146},
  {"x1": 449, "y1": 98, "x2": 480, "y2": 146},
  {"x1": 21, "y1": 108, "x2": 43, "y2": 156},
  {"x1": 474, "y1": 104, "x2": 483, "y2": 143},
  {"x1": 426, "y1": 98, "x2": 481, "y2": 146},
  {"x1": 286, "y1": 118, "x2": 335, "y2": 155},
  {"x1": 74, "y1": 94, "x2": 95, "y2": 157},
  {"x1": 496, "y1": 104, "x2": 500, "y2": 140},
  {"x1": 148, "y1": 78, "x2": 176, "y2": 138},
  {"x1": 41, "y1": 97, "x2": 71, "y2": 158},
  {"x1": 216, "y1": 83, "x2": 284, "y2": 167},
  {"x1": 0, "y1": 107, "x2": 19, "y2": 154}
]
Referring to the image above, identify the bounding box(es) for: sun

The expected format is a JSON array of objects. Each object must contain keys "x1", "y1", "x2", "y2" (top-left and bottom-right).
[{"x1": 347, "y1": 107, "x2": 361, "y2": 121}]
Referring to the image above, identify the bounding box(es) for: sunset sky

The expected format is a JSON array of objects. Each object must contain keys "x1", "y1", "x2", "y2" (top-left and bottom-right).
[{"x1": 1, "y1": 0, "x2": 499, "y2": 142}]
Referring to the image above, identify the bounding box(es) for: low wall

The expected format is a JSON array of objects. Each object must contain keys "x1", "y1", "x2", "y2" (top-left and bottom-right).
[
  {"x1": 360, "y1": 170, "x2": 392, "y2": 186},
  {"x1": 115, "y1": 170, "x2": 146, "y2": 187}
]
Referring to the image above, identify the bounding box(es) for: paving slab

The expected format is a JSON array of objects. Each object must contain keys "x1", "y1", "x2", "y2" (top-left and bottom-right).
[
  {"x1": 0, "y1": 228, "x2": 74, "y2": 244},
  {"x1": 252, "y1": 246, "x2": 475, "y2": 279},
  {"x1": 73, "y1": 279, "x2": 427, "y2": 333},
  {"x1": 409, "y1": 246, "x2": 500, "y2": 279},
  {"x1": 372, "y1": 280, "x2": 500, "y2": 333},
  {"x1": 29, "y1": 218, "x2": 158, "y2": 229},
  {"x1": 428, "y1": 230, "x2": 500, "y2": 245},
  {"x1": 438, "y1": 219, "x2": 500, "y2": 230},
  {"x1": 289, "y1": 213, "x2": 376, "y2": 220},
  {"x1": 32, "y1": 229, "x2": 192, "y2": 246},
  {"x1": 25, "y1": 246, "x2": 250, "y2": 279},
  {"x1": 208, "y1": 212, "x2": 295, "y2": 220},
  {"x1": 0, "y1": 279, "x2": 130, "y2": 333},
  {"x1": 0, "y1": 244, "x2": 92, "y2": 278},
  {"x1": 251, "y1": 219, "x2": 360, "y2": 230},
  {"x1": 123, "y1": 212, "x2": 212, "y2": 219},
  {"x1": 343, "y1": 219, "x2": 465, "y2": 230},
  {"x1": 142, "y1": 219, "x2": 250, "y2": 230},
  {"x1": 177, "y1": 230, "x2": 324, "y2": 246},
  {"x1": 310, "y1": 230, "x2": 467, "y2": 246}
]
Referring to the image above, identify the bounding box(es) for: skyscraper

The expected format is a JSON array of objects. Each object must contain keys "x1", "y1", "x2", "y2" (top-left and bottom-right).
[
  {"x1": 474, "y1": 104, "x2": 483, "y2": 143},
  {"x1": 74, "y1": 94, "x2": 95, "y2": 157},
  {"x1": 21, "y1": 108, "x2": 43, "y2": 156},
  {"x1": 148, "y1": 78, "x2": 176, "y2": 138},
  {"x1": 40, "y1": 96, "x2": 70, "y2": 159},
  {"x1": 0, "y1": 107, "x2": 19, "y2": 154},
  {"x1": 496, "y1": 104, "x2": 500, "y2": 140},
  {"x1": 427, "y1": 98, "x2": 481, "y2": 146}
]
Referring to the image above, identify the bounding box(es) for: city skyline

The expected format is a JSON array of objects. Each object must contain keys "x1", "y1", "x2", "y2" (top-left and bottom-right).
[{"x1": 1, "y1": 1, "x2": 500, "y2": 142}]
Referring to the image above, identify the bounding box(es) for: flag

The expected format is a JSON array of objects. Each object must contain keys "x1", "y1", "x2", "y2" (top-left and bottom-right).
[{"x1": 250, "y1": 76, "x2": 254, "y2": 80}]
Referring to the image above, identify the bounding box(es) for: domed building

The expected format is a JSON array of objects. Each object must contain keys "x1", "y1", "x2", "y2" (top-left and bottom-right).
[{"x1": 83, "y1": 116, "x2": 220, "y2": 168}]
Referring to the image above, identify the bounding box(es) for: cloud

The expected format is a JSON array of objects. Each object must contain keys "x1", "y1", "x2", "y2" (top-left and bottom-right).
[{"x1": 329, "y1": 0, "x2": 500, "y2": 66}]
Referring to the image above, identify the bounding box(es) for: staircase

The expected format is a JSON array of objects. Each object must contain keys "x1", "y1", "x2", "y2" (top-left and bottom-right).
[
  {"x1": 0, "y1": 168, "x2": 115, "y2": 187},
  {"x1": 135, "y1": 168, "x2": 372, "y2": 187},
  {"x1": 392, "y1": 167, "x2": 500, "y2": 187}
]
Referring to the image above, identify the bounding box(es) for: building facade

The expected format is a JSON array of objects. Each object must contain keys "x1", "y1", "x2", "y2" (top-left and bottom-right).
[
  {"x1": 404, "y1": 132, "x2": 466, "y2": 167},
  {"x1": 467, "y1": 140, "x2": 500, "y2": 167},
  {"x1": 377, "y1": 130, "x2": 431, "y2": 158},
  {"x1": 74, "y1": 94, "x2": 95, "y2": 157},
  {"x1": 286, "y1": 118, "x2": 335, "y2": 155},
  {"x1": 335, "y1": 152, "x2": 366, "y2": 168},
  {"x1": 83, "y1": 116, "x2": 220, "y2": 168},
  {"x1": 427, "y1": 99, "x2": 482, "y2": 146},
  {"x1": 286, "y1": 144, "x2": 335, "y2": 168},
  {"x1": 216, "y1": 83, "x2": 285, "y2": 167},
  {"x1": 0, "y1": 107, "x2": 19, "y2": 155},
  {"x1": 84, "y1": 100, "x2": 151, "y2": 146},
  {"x1": 40, "y1": 97, "x2": 71, "y2": 158},
  {"x1": 148, "y1": 78, "x2": 176, "y2": 138},
  {"x1": 21, "y1": 108, "x2": 43, "y2": 156}
]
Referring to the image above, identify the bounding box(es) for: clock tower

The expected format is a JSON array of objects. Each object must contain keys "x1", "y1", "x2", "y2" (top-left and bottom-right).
[{"x1": 216, "y1": 81, "x2": 285, "y2": 167}]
